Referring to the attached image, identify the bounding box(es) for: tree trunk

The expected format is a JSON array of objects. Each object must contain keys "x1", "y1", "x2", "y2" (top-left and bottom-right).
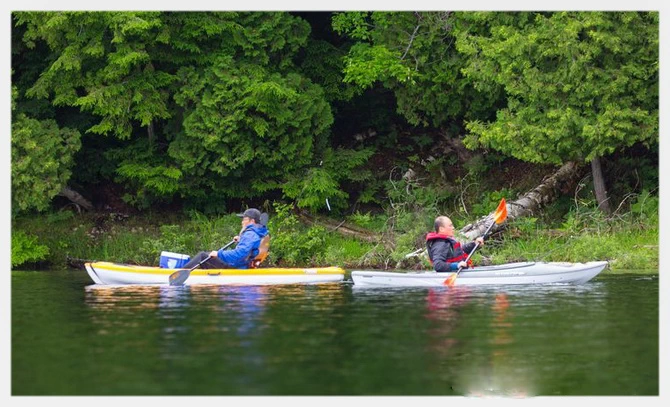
[
  {"x1": 590, "y1": 156, "x2": 612, "y2": 215},
  {"x1": 57, "y1": 186, "x2": 93, "y2": 212},
  {"x1": 459, "y1": 161, "x2": 585, "y2": 240},
  {"x1": 148, "y1": 122, "x2": 154, "y2": 146}
]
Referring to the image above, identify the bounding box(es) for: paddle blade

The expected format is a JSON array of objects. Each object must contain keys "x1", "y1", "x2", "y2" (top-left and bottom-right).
[
  {"x1": 493, "y1": 198, "x2": 508, "y2": 224},
  {"x1": 169, "y1": 269, "x2": 191, "y2": 286},
  {"x1": 444, "y1": 273, "x2": 457, "y2": 287}
]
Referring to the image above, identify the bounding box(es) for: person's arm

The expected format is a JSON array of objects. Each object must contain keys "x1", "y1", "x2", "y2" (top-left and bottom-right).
[
  {"x1": 462, "y1": 241, "x2": 476, "y2": 254},
  {"x1": 463, "y1": 237, "x2": 484, "y2": 254},
  {"x1": 218, "y1": 230, "x2": 258, "y2": 264}
]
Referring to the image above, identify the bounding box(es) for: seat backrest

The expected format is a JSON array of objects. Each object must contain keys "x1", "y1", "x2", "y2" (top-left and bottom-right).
[{"x1": 249, "y1": 234, "x2": 271, "y2": 268}]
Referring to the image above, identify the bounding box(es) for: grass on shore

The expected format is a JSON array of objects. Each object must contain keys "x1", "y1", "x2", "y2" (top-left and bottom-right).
[
  {"x1": 479, "y1": 226, "x2": 658, "y2": 273},
  {"x1": 11, "y1": 204, "x2": 659, "y2": 274}
]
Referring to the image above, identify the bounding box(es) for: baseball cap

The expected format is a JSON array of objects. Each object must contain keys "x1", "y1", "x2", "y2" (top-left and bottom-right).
[{"x1": 237, "y1": 208, "x2": 261, "y2": 223}]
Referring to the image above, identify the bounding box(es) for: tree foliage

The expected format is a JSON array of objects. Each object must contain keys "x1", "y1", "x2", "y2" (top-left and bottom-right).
[
  {"x1": 16, "y1": 11, "x2": 174, "y2": 139},
  {"x1": 456, "y1": 11, "x2": 658, "y2": 164},
  {"x1": 11, "y1": 230, "x2": 50, "y2": 268},
  {"x1": 282, "y1": 146, "x2": 374, "y2": 211},
  {"x1": 333, "y1": 11, "x2": 501, "y2": 128},
  {"x1": 10, "y1": 11, "x2": 659, "y2": 218},
  {"x1": 12, "y1": 11, "x2": 345, "y2": 213},
  {"x1": 172, "y1": 58, "x2": 333, "y2": 200},
  {"x1": 299, "y1": 38, "x2": 360, "y2": 104},
  {"x1": 11, "y1": 110, "x2": 81, "y2": 214}
]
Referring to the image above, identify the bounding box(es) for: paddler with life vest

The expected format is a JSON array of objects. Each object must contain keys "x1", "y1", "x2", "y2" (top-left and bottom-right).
[{"x1": 426, "y1": 216, "x2": 485, "y2": 272}]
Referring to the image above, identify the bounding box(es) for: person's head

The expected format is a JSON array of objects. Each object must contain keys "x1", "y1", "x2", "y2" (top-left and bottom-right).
[
  {"x1": 237, "y1": 208, "x2": 261, "y2": 227},
  {"x1": 434, "y1": 216, "x2": 455, "y2": 236}
]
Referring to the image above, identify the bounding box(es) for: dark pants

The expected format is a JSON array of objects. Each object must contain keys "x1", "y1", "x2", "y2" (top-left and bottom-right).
[{"x1": 182, "y1": 251, "x2": 232, "y2": 269}]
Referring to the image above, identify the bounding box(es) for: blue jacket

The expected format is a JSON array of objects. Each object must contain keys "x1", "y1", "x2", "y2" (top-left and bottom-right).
[{"x1": 216, "y1": 224, "x2": 269, "y2": 269}]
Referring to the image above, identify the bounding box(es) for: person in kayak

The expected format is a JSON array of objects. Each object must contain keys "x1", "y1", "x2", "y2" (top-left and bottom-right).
[
  {"x1": 181, "y1": 208, "x2": 269, "y2": 269},
  {"x1": 426, "y1": 216, "x2": 485, "y2": 272}
]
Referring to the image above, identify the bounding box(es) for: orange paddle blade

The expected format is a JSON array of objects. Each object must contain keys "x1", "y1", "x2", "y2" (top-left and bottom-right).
[
  {"x1": 444, "y1": 273, "x2": 457, "y2": 287},
  {"x1": 493, "y1": 198, "x2": 507, "y2": 224}
]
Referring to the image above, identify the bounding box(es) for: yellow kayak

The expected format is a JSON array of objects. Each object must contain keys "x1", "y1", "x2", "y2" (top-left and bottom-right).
[{"x1": 85, "y1": 261, "x2": 345, "y2": 285}]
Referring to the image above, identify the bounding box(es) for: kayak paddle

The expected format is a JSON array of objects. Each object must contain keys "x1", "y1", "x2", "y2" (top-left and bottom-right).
[
  {"x1": 445, "y1": 198, "x2": 508, "y2": 287},
  {"x1": 168, "y1": 240, "x2": 235, "y2": 286},
  {"x1": 168, "y1": 212, "x2": 269, "y2": 286}
]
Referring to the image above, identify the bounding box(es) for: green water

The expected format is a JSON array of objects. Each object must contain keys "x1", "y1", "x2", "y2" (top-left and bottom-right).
[{"x1": 11, "y1": 270, "x2": 658, "y2": 396}]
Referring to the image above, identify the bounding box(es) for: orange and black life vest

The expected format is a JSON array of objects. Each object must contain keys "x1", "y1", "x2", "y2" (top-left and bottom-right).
[{"x1": 425, "y1": 232, "x2": 473, "y2": 267}]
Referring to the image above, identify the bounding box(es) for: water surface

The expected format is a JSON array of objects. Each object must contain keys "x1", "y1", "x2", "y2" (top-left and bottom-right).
[{"x1": 11, "y1": 270, "x2": 658, "y2": 396}]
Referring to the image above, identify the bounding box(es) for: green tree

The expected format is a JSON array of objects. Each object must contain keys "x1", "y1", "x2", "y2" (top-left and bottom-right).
[
  {"x1": 332, "y1": 11, "x2": 500, "y2": 129},
  {"x1": 15, "y1": 11, "x2": 174, "y2": 139},
  {"x1": 11, "y1": 112, "x2": 81, "y2": 214},
  {"x1": 456, "y1": 11, "x2": 658, "y2": 213},
  {"x1": 13, "y1": 11, "x2": 180, "y2": 210},
  {"x1": 12, "y1": 76, "x2": 82, "y2": 215},
  {"x1": 282, "y1": 146, "x2": 374, "y2": 212},
  {"x1": 12, "y1": 12, "x2": 347, "y2": 212},
  {"x1": 171, "y1": 58, "x2": 333, "y2": 204},
  {"x1": 11, "y1": 230, "x2": 50, "y2": 268}
]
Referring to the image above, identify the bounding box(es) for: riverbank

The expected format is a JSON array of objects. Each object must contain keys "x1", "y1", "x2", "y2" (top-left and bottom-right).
[{"x1": 11, "y1": 202, "x2": 658, "y2": 273}]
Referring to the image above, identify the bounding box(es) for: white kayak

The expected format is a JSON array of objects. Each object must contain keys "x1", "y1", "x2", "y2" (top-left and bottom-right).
[
  {"x1": 350, "y1": 261, "x2": 608, "y2": 287},
  {"x1": 85, "y1": 261, "x2": 345, "y2": 285}
]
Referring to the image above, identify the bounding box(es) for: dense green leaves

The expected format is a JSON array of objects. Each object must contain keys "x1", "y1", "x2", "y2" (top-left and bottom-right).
[
  {"x1": 282, "y1": 147, "x2": 374, "y2": 211},
  {"x1": 171, "y1": 58, "x2": 333, "y2": 199},
  {"x1": 341, "y1": 43, "x2": 412, "y2": 89},
  {"x1": 299, "y1": 39, "x2": 359, "y2": 104},
  {"x1": 17, "y1": 11, "x2": 173, "y2": 139},
  {"x1": 456, "y1": 11, "x2": 658, "y2": 165},
  {"x1": 11, "y1": 11, "x2": 659, "y2": 217},
  {"x1": 11, "y1": 113, "x2": 81, "y2": 214},
  {"x1": 11, "y1": 230, "x2": 50, "y2": 267},
  {"x1": 333, "y1": 11, "x2": 498, "y2": 127},
  {"x1": 12, "y1": 11, "x2": 342, "y2": 212}
]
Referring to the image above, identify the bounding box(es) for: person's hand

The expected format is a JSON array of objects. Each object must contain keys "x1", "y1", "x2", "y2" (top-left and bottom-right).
[
  {"x1": 458, "y1": 261, "x2": 468, "y2": 269},
  {"x1": 475, "y1": 237, "x2": 485, "y2": 246},
  {"x1": 209, "y1": 250, "x2": 218, "y2": 258},
  {"x1": 233, "y1": 235, "x2": 240, "y2": 243}
]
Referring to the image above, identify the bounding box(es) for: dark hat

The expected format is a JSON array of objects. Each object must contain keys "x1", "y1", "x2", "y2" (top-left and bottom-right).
[{"x1": 237, "y1": 208, "x2": 261, "y2": 223}]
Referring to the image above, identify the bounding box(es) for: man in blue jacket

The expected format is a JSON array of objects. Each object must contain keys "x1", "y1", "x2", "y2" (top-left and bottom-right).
[{"x1": 182, "y1": 208, "x2": 269, "y2": 269}]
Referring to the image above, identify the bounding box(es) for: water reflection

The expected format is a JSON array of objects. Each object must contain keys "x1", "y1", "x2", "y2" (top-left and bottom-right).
[
  {"x1": 13, "y1": 273, "x2": 657, "y2": 395},
  {"x1": 85, "y1": 283, "x2": 272, "y2": 328},
  {"x1": 85, "y1": 283, "x2": 274, "y2": 389},
  {"x1": 85, "y1": 284, "x2": 174, "y2": 310},
  {"x1": 85, "y1": 284, "x2": 274, "y2": 309},
  {"x1": 448, "y1": 283, "x2": 613, "y2": 397},
  {"x1": 351, "y1": 285, "x2": 539, "y2": 396},
  {"x1": 424, "y1": 286, "x2": 472, "y2": 355},
  {"x1": 458, "y1": 292, "x2": 535, "y2": 398},
  {"x1": 84, "y1": 283, "x2": 346, "y2": 360}
]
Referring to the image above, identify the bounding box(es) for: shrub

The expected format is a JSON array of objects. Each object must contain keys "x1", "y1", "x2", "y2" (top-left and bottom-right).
[
  {"x1": 12, "y1": 230, "x2": 50, "y2": 268},
  {"x1": 266, "y1": 202, "x2": 328, "y2": 266}
]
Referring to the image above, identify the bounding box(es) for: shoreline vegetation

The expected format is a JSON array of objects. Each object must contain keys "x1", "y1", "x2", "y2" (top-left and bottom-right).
[
  {"x1": 11, "y1": 12, "x2": 658, "y2": 276},
  {"x1": 12, "y1": 199, "x2": 658, "y2": 274}
]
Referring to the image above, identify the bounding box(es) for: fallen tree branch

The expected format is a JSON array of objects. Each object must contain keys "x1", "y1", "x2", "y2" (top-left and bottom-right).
[
  {"x1": 404, "y1": 161, "x2": 585, "y2": 261},
  {"x1": 460, "y1": 161, "x2": 585, "y2": 239},
  {"x1": 295, "y1": 209, "x2": 378, "y2": 243},
  {"x1": 58, "y1": 186, "x2": 93, "y2": 212}
]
